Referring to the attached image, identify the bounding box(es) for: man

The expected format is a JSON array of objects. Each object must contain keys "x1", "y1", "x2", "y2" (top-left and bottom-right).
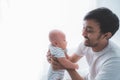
[{"x1": 47, "y1": 7, "x2": 120, "y2": 80}]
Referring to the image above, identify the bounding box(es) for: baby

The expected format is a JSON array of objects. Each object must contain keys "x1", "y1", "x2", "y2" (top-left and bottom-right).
[{"x1": 47, "y1": 29, "x2": 79, "y2": 80}]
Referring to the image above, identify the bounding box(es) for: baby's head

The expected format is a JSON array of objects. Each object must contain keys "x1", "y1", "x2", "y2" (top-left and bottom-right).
[{"x1": 49, "y1": 29, "x2": 67, "y2": 49}]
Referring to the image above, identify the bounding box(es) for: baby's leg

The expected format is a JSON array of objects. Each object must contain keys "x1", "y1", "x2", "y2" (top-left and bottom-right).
[{"x1": 48, "y1": 73, "x2": 64, "y2": 80}]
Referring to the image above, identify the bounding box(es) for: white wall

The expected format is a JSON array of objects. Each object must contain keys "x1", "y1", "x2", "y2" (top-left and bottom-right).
[
  {"x1": 1, "y1": 0, "x2": 120, "y2": 80},
  {"x1": 0, "y1": 0, "x2": 95, "y2": 80}
]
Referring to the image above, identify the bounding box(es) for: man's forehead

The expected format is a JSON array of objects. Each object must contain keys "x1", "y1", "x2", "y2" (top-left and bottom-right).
[{"x1": 83, "y1": 20, "x2": 100, "y2": 28}]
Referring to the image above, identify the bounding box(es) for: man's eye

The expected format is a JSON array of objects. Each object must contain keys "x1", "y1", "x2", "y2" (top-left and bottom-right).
[{"x1": 87, "y1": 29, "x2": 93, "y2": 33}]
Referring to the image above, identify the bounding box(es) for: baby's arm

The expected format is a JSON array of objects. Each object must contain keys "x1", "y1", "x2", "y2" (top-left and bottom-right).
[{"x1": 57, "y1": 57, "x2": 79, "y2": 69}]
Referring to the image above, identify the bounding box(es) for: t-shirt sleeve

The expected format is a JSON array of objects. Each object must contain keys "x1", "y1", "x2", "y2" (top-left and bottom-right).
[
  {"x1": 95, "y1": 57, "x2": 120, "y2": 80},
  {"x1": 49, "y1": 46, "x2": 65, "y2": 58},
  {"x1": 75, "y1": 42, "x2": 86, "y2": 56}
]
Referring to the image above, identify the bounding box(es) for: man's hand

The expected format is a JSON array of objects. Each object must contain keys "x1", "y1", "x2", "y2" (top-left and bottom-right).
[
  {"x1": 46, "y1": 50, "x2": 64, "y2": 70},
  {"x1": 51, "y1": 56, "x2": 65, "y2": 70},
  {"x1": 46, "y1": 50, "x2": 52, "y2": 63}
]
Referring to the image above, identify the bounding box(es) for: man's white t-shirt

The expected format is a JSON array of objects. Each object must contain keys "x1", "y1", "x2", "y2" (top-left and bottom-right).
[{"x1": 75, "y1": 40, "x2": 120, "y2": 80}]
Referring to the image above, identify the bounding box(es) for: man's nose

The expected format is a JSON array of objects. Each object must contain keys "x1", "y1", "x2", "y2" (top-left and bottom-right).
[{"x1": 82, "y1": 29, "x2": 88, "y2": 37}]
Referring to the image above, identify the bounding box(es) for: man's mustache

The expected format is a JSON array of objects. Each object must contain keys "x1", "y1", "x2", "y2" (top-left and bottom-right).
[{"x1": 84, "y1": 36, "x2": 89, "y2": 40}]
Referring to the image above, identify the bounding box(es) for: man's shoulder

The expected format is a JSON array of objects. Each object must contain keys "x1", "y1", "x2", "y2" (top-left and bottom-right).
[
  {"x1": 100, "y1": 41, "x2": 120, "y2": 62},
  {"x1": 108, "y1": 41, "x2": 120, "y2": 56}
]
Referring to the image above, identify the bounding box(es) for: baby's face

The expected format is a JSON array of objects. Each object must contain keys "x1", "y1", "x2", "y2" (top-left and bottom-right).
[
  {"x1": 55, "y1": 33, "x2": 67, "y2": 49},
  {"x1": 49, "y1": 30, "x2": 67, "y2": 49},
  {"x1": 57, "y1": 38, "x2": 67, "y2": 49}
]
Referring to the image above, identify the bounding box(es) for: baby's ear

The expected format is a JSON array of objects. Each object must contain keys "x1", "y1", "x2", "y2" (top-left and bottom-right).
[{"x1": 52, "y1": 41, "x2": 58, "y2": 46}]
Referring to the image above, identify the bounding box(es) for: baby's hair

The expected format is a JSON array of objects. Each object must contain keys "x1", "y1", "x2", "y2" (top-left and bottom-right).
[{"x1": 49, "y1": 29, "x2": 64, "y2": 42}]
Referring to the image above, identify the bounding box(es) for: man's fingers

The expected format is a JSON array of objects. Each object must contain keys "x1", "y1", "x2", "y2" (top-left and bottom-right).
[
  {"x1": 47, "y1": 56, "x2": 52, "y2": 63},
  {"x1": 51, "y1": 55, "x2": 58, "y2": 61},
  {"x1": 46, "y1": 50, "x2": 52, "y2": 63},
  {"x1": 46, "y1": 50, "x2": 51, "y2": 57},
  {"x1": 51, "y1": 58, "x2": 59, "y2": 66}
]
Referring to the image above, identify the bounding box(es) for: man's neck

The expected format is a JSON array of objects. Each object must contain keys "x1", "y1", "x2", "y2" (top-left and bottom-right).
[{"x1": 92, "y1": 41, "x2": 108, "y2": 52}]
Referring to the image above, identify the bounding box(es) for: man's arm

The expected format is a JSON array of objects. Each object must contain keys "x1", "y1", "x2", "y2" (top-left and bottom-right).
[
  {"x1": 47, "y1": 51, "x2": 82, "y2": 69},
  {"x1": 56, "y1": 52, "x2": 83, "y2": 69},
  {"x1": 67, "y1": 69, "x2": 84, "y2": 80},
  {"x1": 57, "y1": 57, "x2": 79, "y2": 69},
  {"x1": 69, "y1": 53, "x2": 82, "y2": 63},
  {"x1": 66, "y1": 53, "x2": 84, "y2": 80}
]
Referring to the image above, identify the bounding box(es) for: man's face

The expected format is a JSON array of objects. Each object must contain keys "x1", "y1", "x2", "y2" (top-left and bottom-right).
[{"x1": 82, "y1": 19, "x2": 104, "y2": 48}]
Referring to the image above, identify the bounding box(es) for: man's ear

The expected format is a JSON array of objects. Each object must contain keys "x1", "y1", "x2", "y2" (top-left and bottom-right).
[{"x1": 103, "y1": 32, "x2": 112, "y2": 40}]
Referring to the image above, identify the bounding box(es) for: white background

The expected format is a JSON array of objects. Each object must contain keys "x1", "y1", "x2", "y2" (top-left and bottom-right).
[{"x1": 0, "y1": 0, "x2": 119, "y2": 80}]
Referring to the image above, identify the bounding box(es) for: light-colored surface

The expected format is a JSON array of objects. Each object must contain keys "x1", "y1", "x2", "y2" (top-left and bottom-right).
[{"x1": 0, "y1": 0, "x2": 120, "y2": 80}]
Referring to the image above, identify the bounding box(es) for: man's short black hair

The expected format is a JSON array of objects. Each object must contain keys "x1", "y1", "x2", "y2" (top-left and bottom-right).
[{"x1": 84, "y1": 7, "x2": 119, "y2": 36}]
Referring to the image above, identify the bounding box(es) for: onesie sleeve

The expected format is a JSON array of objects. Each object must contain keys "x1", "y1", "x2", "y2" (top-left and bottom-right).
[{"x1": 49, "y1": 45, "x2": 65, "y2": 58}]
